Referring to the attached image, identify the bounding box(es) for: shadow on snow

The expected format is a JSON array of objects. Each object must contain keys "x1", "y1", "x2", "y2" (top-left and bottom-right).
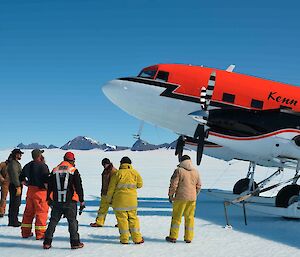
[
  {"x1": 3, "y1": 192, "x2": 300, "y2": 249},
  {"x1": 84, "y1": 193, "x2": 300, "y2": 248}
]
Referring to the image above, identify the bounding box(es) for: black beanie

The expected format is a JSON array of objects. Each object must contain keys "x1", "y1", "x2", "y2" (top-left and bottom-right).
[
  {"x1": 102, "y1": 158, "x2": 111, "y2": 166},
  {"x1": 180, "y1": 155, "x2": 191, "y2": 162},
  {"x1": 120, "y1": 156, "x2": 132, "y2": 164}
]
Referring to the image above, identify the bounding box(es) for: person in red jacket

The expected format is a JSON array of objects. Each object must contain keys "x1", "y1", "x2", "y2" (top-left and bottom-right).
[
  {"x1": 43, "y1": 152, "x2": 85, "y2": 250},
  {"x1": 20, "y1": 149, "x2": 50, "y2": 240}
]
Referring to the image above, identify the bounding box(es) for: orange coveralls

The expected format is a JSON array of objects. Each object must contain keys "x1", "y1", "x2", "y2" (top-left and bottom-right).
[{"x1": 21, "y1": 186, "x2": 49, "y2": 239}]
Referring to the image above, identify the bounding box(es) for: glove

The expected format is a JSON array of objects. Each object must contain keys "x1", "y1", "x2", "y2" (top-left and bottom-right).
[
  {"x1": 79, "y1": 202, "x2": 86, "y2": 215},
  {"x1": 16, "y1": 187, "x2": 22, "y2": 196}
]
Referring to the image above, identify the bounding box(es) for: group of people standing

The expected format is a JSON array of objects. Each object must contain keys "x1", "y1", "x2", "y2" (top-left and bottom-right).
[
  {"x1": 0, "y1": 149, "x2": 85, "y2": 249},
  {"x1": 0, "y1": 148, "x2": 201, "y2": 249},
  {"x1": 89, "y1": 154, "x2": 201, "y2": 244}
]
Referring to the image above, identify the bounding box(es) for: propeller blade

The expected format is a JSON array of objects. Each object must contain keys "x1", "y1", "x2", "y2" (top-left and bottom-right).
[
  {"x1": 200, "y1": 86, "x2": 207, "y2": 110},
  {"x1": 194, "y1": 124, "x2": 204, "y2": 138},
  {"x1": 197, "y1": 137, "x2": 205, "y2": 165},
  {"x1": 205, "y1": 71, "x2": 216, "y2": 108},
  {"x1": 175, "y1": 135, "x2": 185, "y2": 161},
  {"x1": 193, "y1": 125, "x2": 205, "y2": 165}
]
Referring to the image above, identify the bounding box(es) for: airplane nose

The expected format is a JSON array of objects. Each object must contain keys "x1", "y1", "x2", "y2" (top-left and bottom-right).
[
  {"x1": 102, "y1": 79, "x2": 117, "y2": 98},
  {"x1": 102, "y1": 79, "x2": 125, "y2": 102}
]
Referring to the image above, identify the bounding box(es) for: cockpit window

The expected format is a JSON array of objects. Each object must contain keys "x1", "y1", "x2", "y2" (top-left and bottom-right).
[
  {"x1": 138, "y1": 69, "x2": 157, "y2": 79},
  {"x1": 156, "y1": 71, "x2": 169, "y2": 82}
]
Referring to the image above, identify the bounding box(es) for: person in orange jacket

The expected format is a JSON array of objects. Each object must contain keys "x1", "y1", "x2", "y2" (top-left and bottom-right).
[{"x1": 20, "y1": 149, "x2": 50, "y2": 239}]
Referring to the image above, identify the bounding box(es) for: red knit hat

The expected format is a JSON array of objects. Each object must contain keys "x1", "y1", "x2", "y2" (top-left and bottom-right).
[{"x1": 64, "y1": 152, "x2": 75, "y2": 161}]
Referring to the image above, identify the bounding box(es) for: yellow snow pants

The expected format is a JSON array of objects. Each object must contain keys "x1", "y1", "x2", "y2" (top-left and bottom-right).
[
  {"x1": 169, "y1": 200, "x2": 196, "y2": 241},
  {"x1": 114, "y1": 209, "x2": 143, "y2": 243},
  {"x1": 95, "y1": 196, "x2": 110, "y2": 226}
]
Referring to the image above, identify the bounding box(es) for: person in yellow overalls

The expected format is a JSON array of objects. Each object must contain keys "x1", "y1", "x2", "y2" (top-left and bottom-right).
[
  {"x1": 90, "y1": 158, "x2": 117, "y2": 227},
  {"x1": 166, "y1": 155, "x2": 201, "y2": 244},
  {"x1": 107, "y1": 156, "x2": 144, "y2": 244}
]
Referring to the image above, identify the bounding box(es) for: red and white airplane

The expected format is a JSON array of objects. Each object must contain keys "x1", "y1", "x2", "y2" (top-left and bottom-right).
[{"x1": 102, "y1": 63, "x2": 300, "y2": 210}]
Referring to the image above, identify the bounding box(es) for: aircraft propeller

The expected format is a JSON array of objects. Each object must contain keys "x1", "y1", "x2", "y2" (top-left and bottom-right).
[
  {"x1": 189, "y1": 70, "x2": 217, "y2": 165},
  {"x1": 175, "y1": 71, "x2": 216, "y2": 165}
]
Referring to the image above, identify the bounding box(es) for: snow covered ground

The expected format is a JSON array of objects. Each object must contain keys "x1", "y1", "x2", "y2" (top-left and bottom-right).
[{"x1": 0, "y1": 149, "x2": 299, "y2": 257}]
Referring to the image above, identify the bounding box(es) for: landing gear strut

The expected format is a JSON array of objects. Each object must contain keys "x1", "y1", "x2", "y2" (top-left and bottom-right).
[{"x1": 233, "y1": 162, "x2": 258, "y2": 195}]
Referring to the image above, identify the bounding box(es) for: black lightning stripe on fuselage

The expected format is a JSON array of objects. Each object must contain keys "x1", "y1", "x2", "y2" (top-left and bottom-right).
[
  {"x1": 118, "y1": 77, "x2": 245, "y2": 110},
  {"x1": 118, "y1": 77, "x2": 200, "y2": 103}
]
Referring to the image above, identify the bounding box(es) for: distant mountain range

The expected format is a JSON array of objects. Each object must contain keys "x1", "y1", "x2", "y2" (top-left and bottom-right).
[
  {"x1": 17, "y1": 143, "x2": 51, "y2": 149},
  {"x1": 17, "y1": 136, "x2": 179, "y2": 151},
  {"x1": 60, "y1": 136, "x2": 129, "y2": 151},
  {"x1": 131, "y1": 139, "x2": 169, "y2": 151}
]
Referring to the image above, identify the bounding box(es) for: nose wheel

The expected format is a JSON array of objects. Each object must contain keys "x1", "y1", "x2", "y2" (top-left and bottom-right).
[
  {"x1": 233, "y1": 178, "x2": 258, "y2": 195},
  {"x1": 233, "y1": 161, "x2": 259, "y2": 195}
]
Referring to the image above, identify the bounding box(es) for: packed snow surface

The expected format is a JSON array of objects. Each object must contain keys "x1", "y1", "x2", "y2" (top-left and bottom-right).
[{"x1": 0, "y1": 149, "x2": 299, "y2": 257}]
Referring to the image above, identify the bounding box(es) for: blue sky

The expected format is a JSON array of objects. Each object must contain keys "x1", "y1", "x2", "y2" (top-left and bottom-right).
[{"x1": 0, "y1": 0, "x2": 299, "y2": 148}]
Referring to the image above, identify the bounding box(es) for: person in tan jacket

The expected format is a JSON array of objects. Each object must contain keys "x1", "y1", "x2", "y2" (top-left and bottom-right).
[
  {"x1": 0, "y1": 154, "x2": 12, "y2": 217},
  {"x1": 166, "y1": 155, "x2": 201, "y2": 244}
]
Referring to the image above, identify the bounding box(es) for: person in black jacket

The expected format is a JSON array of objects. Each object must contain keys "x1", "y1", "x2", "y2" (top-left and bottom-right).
[
  {"x1": 43, "y1": 152, "x2": 85, "y2": 250},
  {"x1": 7, "y1": 149, "x2": 24, "y2": 227},
  {"x1": 20, "y1": 149, "x2": 50, "y2": 239}
]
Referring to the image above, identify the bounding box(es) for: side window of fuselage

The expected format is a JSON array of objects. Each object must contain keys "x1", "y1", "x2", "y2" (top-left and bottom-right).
[
  {"x1": 251, "y1": 99, "x2": 264, "y2": 109},
  {"x1": 155, "y1": 71, "x2": 169, "y2": 82},
  {"x1": 138, "y1": 69, "x2": 157, "y2": 79},
  {"x1": 222, "y1": 93, "x2": 235, "y2": 103}
]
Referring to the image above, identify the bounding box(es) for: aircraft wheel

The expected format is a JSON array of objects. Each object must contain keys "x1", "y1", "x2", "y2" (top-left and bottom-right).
[
  {"x1": 233, "y1": 178, "x2": 258, "y2": 195},
  {"x1": 275, "y1": 184, "x2": 300, "y2": 208}
]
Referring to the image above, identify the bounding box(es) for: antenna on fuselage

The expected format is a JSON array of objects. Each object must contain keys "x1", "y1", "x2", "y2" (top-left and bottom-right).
[
  {"x1": 133, "y1": 121, "x2": 144, "y2": 140},
  {"x1": 226, "y1": 64, "x2": 235, "y2": 72}
]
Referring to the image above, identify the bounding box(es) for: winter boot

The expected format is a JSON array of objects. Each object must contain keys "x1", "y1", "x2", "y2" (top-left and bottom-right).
[
  {"x1": 165, "y1": 236, "x2": 176, "y2": 243},
  {"x1": 71, "y1": 242, "x2": 84, "y2": 249},
  {"x1": 22, "y1": 232, "x2": 33, "y2": 238},
  {"x1": 134, "y1": 238, "x2": 144, "y2": 244},
  {"x1": 185, "y1": 240, "x2": 192, "y2": 243},
  {"x1": 43, "y1": 238, "x2": 52, "y2": 249},
  {"x1": 36, "y1": 235, "x2": 45, "y2": 240},
  {"x1": 90, "y1": 222, "x2": 102, "y2": 227},
  {"x1": 8, "y1": 221, "x2": 21, "y2": 227},
  {"x1": 43, "y1": 244, "x2": 52, "y2": 249}
]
